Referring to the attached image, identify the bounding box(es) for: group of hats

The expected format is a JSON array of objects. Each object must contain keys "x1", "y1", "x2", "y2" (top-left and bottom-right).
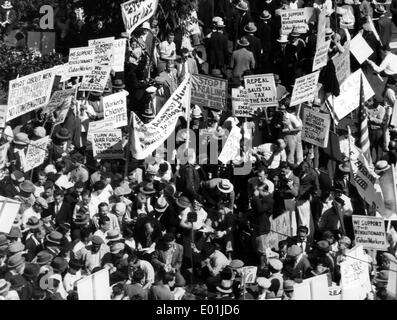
[{"x1": 212, "y1": 16, "x2": 226, "y2": 28}]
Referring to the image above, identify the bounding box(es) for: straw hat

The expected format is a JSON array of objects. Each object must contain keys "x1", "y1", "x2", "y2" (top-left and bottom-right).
[
  {"x1": 277, "y1": 34, "x2": 289, "y2": 43},
  {"x1": 13, "y1": 132, "x2": 30, "y2": 146},
  {"x1": 1, "y1": 1, "x2": 13, "y2": 10},
  {"x1": 237, "y1": 36, "x2": 250, "y2": 47},
  {"x1": 236, "y1": 1, "x2": 249, "y2": 11},
  {"x1": 244, "y1": 22, "x2": 257, "y2": 33},
  {"x1": 374, "y1": 160, "x2": 391, "y2": 174},
  {"x1": 217, "y1": 179, "x2": 234, "y2": 194},
  {"x1": 260, "y1": 10, "x2": 272, "y2": 20}
]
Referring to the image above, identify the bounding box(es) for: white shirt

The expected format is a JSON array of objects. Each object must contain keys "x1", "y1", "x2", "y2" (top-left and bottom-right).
[
  {"x1": 179, "y1": 207, "x2": 208, "y2": 230},
  {"x1": 138, "y1": 259, "x2": 155, "y2": 287},
  {"x1": 369, "y1": 52, "x2": 397, "y2": 75},
  {"x1": 159, "y1": 41, "x2": 176, "y2": 60},
  {"x1": 256, "y1": 143, "x2": 287, "y2": 169},
  {"x1": 63, "y1": 271, "x2": 82, "y2": 293}
]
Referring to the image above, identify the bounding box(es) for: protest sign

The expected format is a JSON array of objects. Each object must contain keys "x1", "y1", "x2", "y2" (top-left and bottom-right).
[
  {"x1": 387, "y1": 257, "x2": 397, "y2": 298},
  {"x1": 328, "y1": 286, "x2": 342, "y2": 300},
  {"x1": 242, "y1": 266, "x2": 257, "y2": 284},
  {"x1": 191, "y1": 74, "x2": 227, "y2": 110},
  {"x1": 0, "y1": 143, "x2": 9, "y2": 169},
  {"x1": 350, "y1": 33, "x2": 374, "y2": 64},
  {"x1": 316, "y1": 8, "x2": 327, "y2": 47},
  {"x1": 310, "y1": 274, "x2": 329, "y2": 300},
  {"x1": 352, "y1": 215, "x2": 388, "y2": 250},
  {"x1": 0, "y1": 197, "x2": 20, "y2": 234},
  {"x1": 7, "y1": 68, "x2": 55, "y2": 121},
  {"x1": 93, "y1": 42, "x2": 114, "y2": 66},
  {"x1": 244, "y1": 74, "x2": 277, "y2": 107},
  {"x1": 92, "y1": 130, "x2": 124, "y2": 159},
  {"x1": 218, "y1": 126, "x2": 241, "y2": 164},
  {"x1": 312, "y1": 40, "x2": 331, "y2": 71},
  {"x1": 24, "y1": 136, "x2": 50, "y2": 172},
  {"x1": 294, "y1": 280, "x2": 312, "y2": 300},
  {"x1": 265, "y1": 209, "x2": 295, "y2": 250},
  {"x1": 132, "y1": 75, "x2": 191, "y2": 160},
  {"x1": 332, "y1": 42, "x2": 351, "y2": 85},
  {"x1": 67, "y1": 46, "x2": 95, "y2": 77},
  {"x1": 302, "y1": 108, "x2": 331, "y2": 148},
  {"x1": 76, "y1": 269, "x2": 111, "y2": 300},
  {"x1": 112, "y1": 39, "x2": 127, "y2": 72},
  {"x1": 340, "y1": 245, "x2": 371, "y2": 300},
  {"x1": 378, "y1": 163, "x2": 397, "y2": 219},
  {"x1": 121, "y1": 0, "x2": 159, "y2": 35},
  {"x1": 232, "y1": 88, "x2": 252, "y2": 118},
  {"x1": 103, "y1": 91, "x2": 128, "y2": 128},
  {"x1": 88, "y1": 37, "x2": 115, "y2": 46},
  {"x1": 0, "y1": 105, "x2": 6, "y2": 127},
  {"x1": 290, "y1": 71, "x2": 320, "y2": 106},
  {"x1": 391, "y1": 100, "x2": 397, "y2": 128},
  {"x1": 46, "y1": 88, "x2": 75, "y2": 111},
  {"x1": 349, "y1": 141, "x2": 384, "y2": 212},
  {"x1": 330, "y1": 69, "x2": 374, "y2": 120},
  {"x1": 280, "y1": 9, "x2": 308, "y2": 35},
  {"x1": 88, "y1": 119, "x2": 116, "y2": 142},
  {"x1": 53, "y1": 64, "x2": 71, "y2": 83},
  {"x1": 80, "y1": 65, "x2": 111, "y2": 93}
]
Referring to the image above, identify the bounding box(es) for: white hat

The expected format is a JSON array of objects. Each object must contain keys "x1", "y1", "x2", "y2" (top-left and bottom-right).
[
  {"x1": 277, "y1": 34, "x2": 289, "y2": 43},
  {"x1": 146, "y1": 86, "x2": 157, "y2": 94},
  {"x1": 1, "y1": 1, "x2": 13, "y2": 10},
  {"x1": 44, "y1": 164, "x2": 57, "y2": 174},
  {"x1": 256, "y1": 277, "x2": 271, "y2": 289},
  {"x1": 141, "y1": 21, "x2": 151, "y2": 30}
]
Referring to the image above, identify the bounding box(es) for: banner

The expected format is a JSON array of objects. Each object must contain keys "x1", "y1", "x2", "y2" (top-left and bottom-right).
[
  {"x1": 378, "y1": 164, "x2": 397, "y2": 218},
  {"x1": 280, "y1": 9, "x2": 308, "y2": 35},
  {"x1": 330, "y1": 69, "x2": 374, "y2": 120},
  {"x1": 132, "y1": 76, "x2": 191, "y2": 160},
  {"x1": 103, "y1": 91, "x2": 128, "y2": 128},
  {"x1": 0, "y1": 105, "x2": 6, "y2": 128},
  {"x1": 340, "y1": 245, "x2": 371, "y2": 300},
  {"x1": 349, "y1": 142, "x2": 384, "y2": 212},
  {"x1": 328, "y1": 286, "x2": 342, "y2": 300},
  {"x1": 80, "y1": 65, "x2": 111, "y2": 93},
  {"x1": 191, "y1": 74, "x2": 227, "y2": 110},
  {"x1": 231, "y1": 88, "x2": 252, "y2": 118},
  {"x1": 0, "y1": 143, "x2": 9, "y2": 169},
  {"x1": 46, "y1": 88, "x2": 75, "y2": 111},
  {"x1": 350, "y1": 33, "x2": 373, "y2": 64},
  {"x1": 290, "y1": 71, "x2": 320, "y2": 107},
  {"x1": 218, "y1": 126, "x2": 241, "y2": 164},
  {"x1": 242, "y1": 266, "x2": 257, "y2": 284},
  {"x1": 53, "y1": 64, "x2": 71, "y2": 83},
  {"x1": 332, "y1": 42, "x2": 351, "y2": 85},
  {"x1": 312, "y1": 40, "x2": 331, "y2": 72},
  {"x1": 87, "y1": 119, "x2": 115, "y2": 142},
  {"x1": 24, "y1": 136, "x2": 50, "y2": 172},
  {"x1": 302, "y1": 107, "x2": 331, "y2": 148},
  {"x1": 93, "y1": 42, "x2": 114, "y2": 66},
  {"x1": 265, "y1": 209, "x2": 295, "y2": 250},
  {"x1": 243, "y1": 74, "x2": 277, "y2": 107},
  {"x1": 7, "y1": 68, "x2": 55, "y2": 121},
  {"x1": 112, "y1": 39, "x2": 127, "y2": 72},
  {"x1": 352, "y1": 215, "x2": 388, "y2": 250},
  {"x1": 67, "y1": 46, "x2": 95, "y2": 77},
  {"x1": 121, "y1": 0, "x2": 158, "y2": 35},
  {"x1": 0, "y1": 196, "x2": 21, "y2": 234},
  {"x1": 88, "y1": 37, "x2": 115, "y2": 46},
  {"x1": 92, "y1": 130, "x2": 124, "y2": 159},
  {"x1": 76, "y1": 269, "x2": 111, "y2": 300}
]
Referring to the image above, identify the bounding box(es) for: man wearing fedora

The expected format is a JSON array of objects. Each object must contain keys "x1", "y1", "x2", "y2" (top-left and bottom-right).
[
  {"x1": 230, "y1": 36, "x2": 255, "y2": 80},
  {"x1": 0, "y1": 1, "x2": 16, "y2": 35},
  {"x1": 257, "y1": 10, "x2": 274, "y2": 72},
  {"x1": 234, "y1": 1, "x2": 253, "y2": 40},
  {"x1": 206, "y1": 18, "x2": 229, "y2": 71},
  {"x1": 7, "y1": 132, "x2": 30, "y2": 174},
  {"x1": 374, "y1": 5, "x2": 392, "y2": 49},
  {"x1": 244, "y1": 22, "x2": 261, "y2": 72}
]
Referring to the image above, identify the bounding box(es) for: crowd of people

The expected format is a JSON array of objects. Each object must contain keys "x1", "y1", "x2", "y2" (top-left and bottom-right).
[{"x1": 0, "y1": 0, "x2": 396, "y2": 300}]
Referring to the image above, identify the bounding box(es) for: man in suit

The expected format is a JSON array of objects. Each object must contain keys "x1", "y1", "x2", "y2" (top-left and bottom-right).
[
  {"x1": 198, "y1": 0, "x2": 215, "y2": 34},
  {"x1": 25, "y1": 225, "x2": 46, "y2": 262},
  {"x1": 0, "y1": 1, "x2": 17, "y2": 35},
  {"x1": 391, "y1": 0, "x2": 397, "y2": 27},
  {"x1": 287, "y1": 226, "x2": 312, "y2": 254},
  {"x1": 124, "y1": 268, "x2": 149, "y2": 300},
  {"x1": 50, "y1": 189, "x2": 73, "y2": 226},
  {"x1": 230, "y1": 36, "x2": 255, "y2": 80},
  {"x1": 235, "y1": 1, "x2": 253, "y2": 40},
  {"x1": 151, "y1": 233, "x2": 185, "y2": 287},
  {"x1": 244, "y1": 22, "x2": 262, "y2": 72},
  {"x1": 375, "y1": 5, "x2": 392, "y2": 49},
  {"x1": 155, "y1": 60, "x2": 178, "y2": 102},
  {"x1": 257, "y1": 10, "x2": 274, "y2": 72},
  {"x1": 177, "y1": 48, "x2": 199, "y2": 84},
  {"x1": 283, "y1": 244, "x2": 312, "y2": 280},
  {"x1": 206, "y1": 19, "x2": 229, "y2": 71}
]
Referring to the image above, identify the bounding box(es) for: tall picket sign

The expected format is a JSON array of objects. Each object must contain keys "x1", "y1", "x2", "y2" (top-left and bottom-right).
[{"x1": 121, "y1": 0, "x2": 159, "y2": 35}]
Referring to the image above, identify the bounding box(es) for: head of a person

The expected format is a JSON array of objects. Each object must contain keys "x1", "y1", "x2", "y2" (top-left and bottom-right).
[
  {"x1": 257, "y1": 166, "x2": 268, "y2": 183},
  {"x1": 162, "y1": 270, "x2": 176, "y2": 287},
  {"x1": 281, "y1": 162, "x2": 292, "y2": 177},
  {"x1": 338, "y1": 236, "x2": 351, "y2": 253},
  {"x1": 91, "y1": 236, "x2": 103, "y2": 253},
  {"x1": 132, "y1": 268, "x2": 145, "y2": 285},
  {"x1": 101, "y1": 172, "x2": 112, "y2": 186},
  {"x1": 162, "y1": 233, "x2": 176, "y2": 250},
  {"x1": 275, "y1": 139, "x2": 286, "y2": 153},
  {"x1": 166, "y1": 60, "x2": 175, "y2": 72},
  {"x1": 297, "y1": 226, "x2": 309, "y2": 242},
  {"x1": 81, "y1": 190, "x2": 91, "y2": 205},
  {"x1": 55, "y1": 161, "x2": 66, "y2": 174},
  {"x1": 167, "y1": 32, "x2": 175, "y2": 44},
  {"x1": 98, "y1": 202, "x2": 109, "y2": 216},
  {"x1": 44, "y1": 181, "x2": 54, "y2": 198},
  {"x1": 74, "y1": 181, "x2": 85, "y2": 196},
  {"x1": 128, "y1": 251, "x2": 140, "y2": 273},
  {"x1": 98, "y1": 216, "x2": 111, "y2": 232},
  {"x1": 92, "y1": 181, "x2": 105, "y2": 194},
  {"x1": 278, "y1": 240, "x2": 288, "y2": 255},
  {"x1": 37, "y1": 171, "x2": 47, "y2": 186},
  {"x1": 54, "y1": 189, "x2": 64, "y2": 205},
  {"x1": 181, "y1": 48, "x2": 190, "y2": 61},
  {"x1": 322, "y1": 230, "x2": 335, "y2": 245},
  {"x1": 33, "y1": 226, "x2": 46, "y2": 241},
  {"x1": 144, "y1": 222, "x2": 154, "y2": 235},
  {"x1": 257, "y1": 182, "x2": 269, "y2": 197}
]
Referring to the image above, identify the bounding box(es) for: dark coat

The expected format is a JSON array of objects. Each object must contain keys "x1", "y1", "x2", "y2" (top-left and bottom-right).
[
  {"x1": 25, "y1": 236, "x2": 44, "y2": 262},
  {"x1": 376, "y1": 16, "x2": 393, "y2": 49},
  {"x1": 198, "y1": 0, "x2": 215, "y2": 34},
  {"x1": 246, "y1": 34, "x2": 262, "y2": 69},
  {"x1": 49, "y1": 200, "x2": 73, "y2": 226},
  {"x1": 250, "y1": 195, "x2": 274, "y2": 236},
  {"x1": 151, "y1": 243, "x2": 184, "y2": 270},
  {"x1": 176, "y1": 163, "x2": 202, "y2": 203},
  {"x1": 207, "y1": 31, "x2": 229, "y2": 67}
]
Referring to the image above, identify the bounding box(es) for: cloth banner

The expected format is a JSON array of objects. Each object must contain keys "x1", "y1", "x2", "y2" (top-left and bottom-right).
[
  {"x1": 329, "y1": 69, "x2": 374, "y2": 121},
  {"x1": 121, "y1": 0, "x2": 159, "y2": 35},
  {"x1": 131, "y1": 76, "x2": 191, "y2": 160},
  {"x1": 92, "y1": 130, "x2": 124, "y2": 159},
  {"x1": 80, "y1": 65, "x2": 111, "y2": 93},
  {"x1": 352, "y1": 215, "x2": 388, "y2": 250},
  {"x1": 218, "y1": 126, "x2": 241, "y2": 164},
  {"x1": 244, "y1": 74, "x2": 277, "y2": 107},
  {"x1": 290, "y1": 71, "x2": 320, "y2": 106},
  {"x1": 232, "y1": 88, "x2": 252, "y2": 118},
  {"x1": 67, "y1": 46, "x2": 95, "y2": 77},
  {"x1": 7, "y1": 68, "x2": 55, "y2": 121},
  {"x1": 191, "y1": 74, "x2": 227, "y2": 110},
  {"x1": 302, "y1": 107, "x2": 331, "y2": 148},
  {"x1": 76, "y1": 269, "x2": 111, "y2": 300},
  {"x1": 24, "y1": 136, "x2": 50, "y2": 172},
  {"x1": 103, "y1": 91, "x2": 128, "y2": 128}
]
